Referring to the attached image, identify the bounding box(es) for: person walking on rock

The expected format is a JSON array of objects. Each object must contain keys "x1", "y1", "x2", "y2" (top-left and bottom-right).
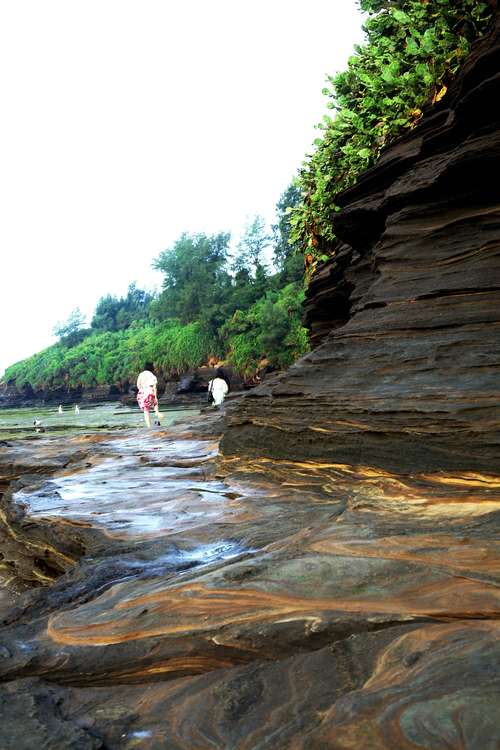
[
  {"x1": 136, "y1": 366, "x2": 161, "y2": 429},
  {"x1": 207, "y1": 368, "x2": 230, "y2": 410}
]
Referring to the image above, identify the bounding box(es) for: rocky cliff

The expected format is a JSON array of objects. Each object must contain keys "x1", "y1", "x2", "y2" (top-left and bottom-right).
[
  {"x1": 1, "y1": 14, "x2": 499, "y2": 750},
  {"x1": 222, "y1": 13, "x2": 500, "y2": 475}
]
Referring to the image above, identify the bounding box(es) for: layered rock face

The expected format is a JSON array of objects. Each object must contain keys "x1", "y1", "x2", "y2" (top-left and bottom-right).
[
  {"x1": 222, "y1": 15, "x2": 500, "y2": 475},
  {"x1": 0, "y1": 382, "x2": 126, "y2": 408}
]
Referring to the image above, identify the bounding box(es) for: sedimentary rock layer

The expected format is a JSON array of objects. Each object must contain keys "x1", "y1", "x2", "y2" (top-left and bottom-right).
[{"x1": 222, "y1": 14, "x2": 500, "y2": 475}]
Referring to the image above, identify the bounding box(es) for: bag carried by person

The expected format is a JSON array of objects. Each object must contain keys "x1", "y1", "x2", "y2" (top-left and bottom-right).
[{"x1": 207, "y1": 380, "x2": 215, "y2": 404}]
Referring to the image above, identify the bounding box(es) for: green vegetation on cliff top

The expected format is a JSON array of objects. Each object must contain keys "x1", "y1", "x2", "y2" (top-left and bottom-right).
[{"x1": 291, "y1": 0, "x2": 493, "y2": 261}]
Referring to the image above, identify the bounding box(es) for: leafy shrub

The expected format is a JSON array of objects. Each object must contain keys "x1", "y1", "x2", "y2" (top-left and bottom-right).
[
  {"x1": 223, "y1": 282, "x2": 309, "y2": 375},
  {"x1": 154, "y1": 321, "x2": 220, "y2": 374},
  {"x1": 291, "y1": 0, "x2": 493, "y2": 253}
]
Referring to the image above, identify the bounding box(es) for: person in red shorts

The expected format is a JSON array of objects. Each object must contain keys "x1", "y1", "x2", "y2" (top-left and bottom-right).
[{"x1": 136, "y1": 366, "x2": 161, "y2": 429}]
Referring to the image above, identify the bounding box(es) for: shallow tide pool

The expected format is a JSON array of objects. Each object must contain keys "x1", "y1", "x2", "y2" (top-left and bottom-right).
[{"x1": 0, "y1": 402, "x2": 200, "y2": 441}]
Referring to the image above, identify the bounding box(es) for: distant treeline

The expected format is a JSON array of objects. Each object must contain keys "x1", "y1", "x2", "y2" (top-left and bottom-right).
[{"x1": 4, "y1": 187, "x2": 309, "y2": 391}]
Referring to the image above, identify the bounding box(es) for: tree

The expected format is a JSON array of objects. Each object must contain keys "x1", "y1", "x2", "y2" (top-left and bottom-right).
[
  {"x1": 53, "y1": 308, "x2": 87, "y2": 347},
  {"x1": 272, "y1": 184, "x2": 301, "y2": 267},
  {"x1": 233, "y1": 215, "x2": 272, "y2": 276},
  {"x1": 91, "y1": 283, "x2": 153, "y2": 332},
  {"x1": 222, "y1": 282, "x2": 308, "y2": 375},
  {"x1": 151, "y1": 232, "x2": 232, "y2": 337},
  {"x1": 272, "y1": 183, "x2": 304, "y2": 284}
]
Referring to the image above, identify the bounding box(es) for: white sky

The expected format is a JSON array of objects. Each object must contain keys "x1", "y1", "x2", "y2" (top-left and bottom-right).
[{"x1": 0, "y1": 0, "x2": 364, "y2": 378}]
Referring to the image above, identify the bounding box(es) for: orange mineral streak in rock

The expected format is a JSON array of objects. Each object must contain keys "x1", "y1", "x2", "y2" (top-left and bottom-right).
[
  {"x1": 227, "y1": 457, "x2": 500, "y2": 495},
  {"x1": 49, "y1": 517, "x2": 93, "y2": 529},
  {"x1": 310, "y1": 534, "x2": 500, "y2": 576},
  {"x1": 47, "y1": 575, "x2": 500, "y2": 647},
  {"x1": 58, "y1": 454, "x2": 106, "y2": 477},
  {"x1": 72, "y1": 434, "x2": 111, "y2": 445},
  {"x1": 233, "y1": 458, "x2": 500, "y2": 522},
  {"x1": 314, "y1": 621, "x2": 500, "y2": 750},
  {"x1": 108, "y1": 654, "x2": 238, "y2": 680},
  {"x1": 419, "y1": 471, "x2": 500, "y2": 488},
  {"x1": 365, "y1": 620, "x2": 500, "y2": 690}
]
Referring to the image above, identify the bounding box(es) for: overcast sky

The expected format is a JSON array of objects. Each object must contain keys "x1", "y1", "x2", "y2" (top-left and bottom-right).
[{"x1": 0, "y1": 0, "x2": 364, "y2": 378}]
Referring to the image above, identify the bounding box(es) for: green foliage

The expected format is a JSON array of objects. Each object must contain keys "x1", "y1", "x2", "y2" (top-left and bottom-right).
[
  {"x1": 52, "y1": 308, "x2": 88, "y2": 347},
  {"x1": 272, "y1": 184, "x2": 301, "y2": 266},
  {"x1": 154, "y1": 322, "x2": 220, "y2": 374},
  {"x1": 291, "y1": 0, "x2": 493, "y2": 251},
  {"x1": 4, "y1": 322, "x2": 219, "y2": 390},
  {"x1": 91, "y1": 283, "x2": 153, "y2": 332},
  {"x1": 272, "y1": 183, "x2": 305, "y2": 285},
  {"x1": 233, "y1": 215, "x2": 271, "y2": 276},
  {"x1": 4, "y1": 345, "x2": 66, "y2": 390},
  {"x1": 5, "y1": 196, "x2": 311, "y2": 390},
  {"x1": 151, "y1": 233, "x2": 232, "y2": 337},
  {"x1": 222, "y1": 282, "x2": 309, "y2": 375}
]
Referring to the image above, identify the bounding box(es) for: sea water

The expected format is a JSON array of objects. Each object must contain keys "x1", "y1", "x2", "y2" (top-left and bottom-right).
[{"x1": 0, "y1": 402, "x2": 200, "y2": 441}]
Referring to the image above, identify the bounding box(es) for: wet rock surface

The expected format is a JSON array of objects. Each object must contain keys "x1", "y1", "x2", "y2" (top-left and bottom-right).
[
  {"x1": 1, "y1": 414, "x2": 499, "y2": 748},
  {"x1": 2, "y1": 14, "x2": 500, "y2": 750}
]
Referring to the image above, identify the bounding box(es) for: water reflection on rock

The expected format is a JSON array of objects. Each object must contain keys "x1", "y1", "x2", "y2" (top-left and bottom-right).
[{"x1": 0, "y1": 413, "x2": 499, "y2": 748}]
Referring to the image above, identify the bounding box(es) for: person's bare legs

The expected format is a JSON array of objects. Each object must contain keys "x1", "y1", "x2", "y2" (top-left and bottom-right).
[
  {"x1": 143, "y1": 408, "x2": 151, "y2": 428},
  {"x1": 152, "y1": 387, "x2": 160, "y2": 425}
]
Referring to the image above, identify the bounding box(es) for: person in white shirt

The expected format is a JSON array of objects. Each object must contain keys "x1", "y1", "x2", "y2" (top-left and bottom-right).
[
  {"x1": 207, "y1": 368, "x2": 230, "y2": 409},
  {"x1": 136, "y1": 367, "x2": 161, "y2": 428}
]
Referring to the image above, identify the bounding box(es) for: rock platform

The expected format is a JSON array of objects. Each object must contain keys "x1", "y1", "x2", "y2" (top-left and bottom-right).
[{"x1": 0, "y1": 413, "x2": 499, "y2": 749}]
